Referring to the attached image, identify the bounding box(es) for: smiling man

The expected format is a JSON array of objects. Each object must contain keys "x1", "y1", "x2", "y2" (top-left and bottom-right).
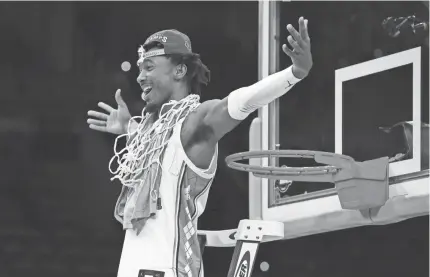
[{"x1": 87, "y1": 17, "x2": 312, "y2": 277}]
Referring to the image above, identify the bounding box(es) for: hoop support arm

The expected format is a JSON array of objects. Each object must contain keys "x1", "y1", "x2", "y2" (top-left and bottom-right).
[
  {"x1": 197, "y1": 219, "x2": 284, "y2": 247},
  {"x1": 225, "y1": 150, "x2": 391, "y2": 210}
]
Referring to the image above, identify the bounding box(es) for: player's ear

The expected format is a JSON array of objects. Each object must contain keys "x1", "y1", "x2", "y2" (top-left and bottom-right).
[{"x1": 174, "y1": 64, "x2": 187, "y2": 80}]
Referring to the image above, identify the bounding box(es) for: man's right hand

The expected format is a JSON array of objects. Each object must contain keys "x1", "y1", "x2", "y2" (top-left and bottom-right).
[{"x1": 87, "y1": 89, "x2": 132, "y2": 135}]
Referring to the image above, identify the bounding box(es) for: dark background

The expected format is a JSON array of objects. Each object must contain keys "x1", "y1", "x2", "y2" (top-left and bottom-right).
[{"x1": 0, "y1": 1, "x2": 428, "y2": 277}]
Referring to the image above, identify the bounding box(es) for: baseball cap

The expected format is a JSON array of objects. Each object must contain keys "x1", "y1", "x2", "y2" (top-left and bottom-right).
[{"x1": 137, "y1": 29, "x2": 193, "y2": 65}]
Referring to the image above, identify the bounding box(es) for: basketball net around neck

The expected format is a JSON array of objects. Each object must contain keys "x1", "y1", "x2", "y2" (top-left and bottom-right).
[{"x1": 108, "y1": 94, "x2": 200, "y2": 199}]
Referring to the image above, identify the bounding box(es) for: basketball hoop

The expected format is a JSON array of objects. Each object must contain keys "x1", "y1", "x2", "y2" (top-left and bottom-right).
[
  {"x1": 225, "y1": 149, "x2": 390, "y2": 211},
  {"x1": 225, "y1": 150, "x2": 356, "y2": 183}
]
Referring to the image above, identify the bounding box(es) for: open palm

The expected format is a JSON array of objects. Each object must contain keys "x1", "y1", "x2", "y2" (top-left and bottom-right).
[
  {"x1": 87, "y1": 89, "x2": 132, "y2": 135},
  {"x1": 282, "y1": 17, "x2": 313, "y2": 79}
]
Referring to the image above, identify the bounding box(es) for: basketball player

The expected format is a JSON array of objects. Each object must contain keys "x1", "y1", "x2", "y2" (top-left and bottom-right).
[{"x1": 87, "y1": 17, "x2": 312, "y2": 277}]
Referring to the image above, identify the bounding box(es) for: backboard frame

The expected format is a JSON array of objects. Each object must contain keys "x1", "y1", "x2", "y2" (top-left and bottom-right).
[{"x1": 335, "y1": 47, "x2": 422, "y2": 177}]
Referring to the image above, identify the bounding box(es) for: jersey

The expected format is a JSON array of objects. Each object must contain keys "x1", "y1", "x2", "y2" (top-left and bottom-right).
[{"x1": 117, "y1": 117, "x2": 218, "y2": 277}]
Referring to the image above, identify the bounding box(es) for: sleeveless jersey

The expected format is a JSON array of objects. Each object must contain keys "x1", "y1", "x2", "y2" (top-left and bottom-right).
[{"x1": 117, "y1": 117, "x2": 218, "y2": 277}]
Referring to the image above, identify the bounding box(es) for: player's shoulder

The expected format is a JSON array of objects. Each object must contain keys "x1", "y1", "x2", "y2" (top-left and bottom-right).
[
  {"x1": 192, "y1": 98, "x2": 222, "y2": 118},
  {"x1": 197, "y1": 99, "x2": 222, "y2": 111},
  {"x1": 181, "y1": 99, "x2": 221, "y2": 144},
  {"x1": 182, "y1": 99, "x2": 222, "y2": 132},
  {"x1": 183, "y1": 98, "x2": 219, "y2": 122}
]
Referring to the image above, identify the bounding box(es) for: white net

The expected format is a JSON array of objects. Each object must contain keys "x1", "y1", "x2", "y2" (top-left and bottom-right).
[{"x1": 108, "y1": 94, "x2": 200, "y2": 199}]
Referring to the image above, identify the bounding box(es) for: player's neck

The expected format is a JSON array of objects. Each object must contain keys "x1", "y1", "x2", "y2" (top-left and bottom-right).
[
  {"x1": 154, "y1": 85, "x2": 190, "y2": 121},
  {"x1": 170, "y1": 83, "x2": 190, "y2": 102}
]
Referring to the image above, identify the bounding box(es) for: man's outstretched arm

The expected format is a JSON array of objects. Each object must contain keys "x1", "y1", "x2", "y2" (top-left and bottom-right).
[{"x1": 201, "y1": 17, "x2": 313, "y2": 142}]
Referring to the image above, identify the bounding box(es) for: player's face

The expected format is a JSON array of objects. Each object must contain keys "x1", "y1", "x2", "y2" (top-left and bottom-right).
[{"x1": 137, "y1": 54, "x2": 177, "y2": 114}]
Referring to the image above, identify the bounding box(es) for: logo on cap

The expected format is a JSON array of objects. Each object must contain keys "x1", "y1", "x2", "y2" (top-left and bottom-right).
[{"x1": 184, "y1": 41, "x2": 191, "y2": 51}]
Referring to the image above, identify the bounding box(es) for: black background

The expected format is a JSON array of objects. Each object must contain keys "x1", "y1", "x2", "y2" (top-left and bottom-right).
[{"x1": 0, "y1": 1, "x2": 428, "y2": 277}]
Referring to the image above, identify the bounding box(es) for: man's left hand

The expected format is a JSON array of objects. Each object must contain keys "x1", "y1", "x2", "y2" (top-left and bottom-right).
[{"x1": 282, "y1": 17, "x2": 313, "y2": 79}]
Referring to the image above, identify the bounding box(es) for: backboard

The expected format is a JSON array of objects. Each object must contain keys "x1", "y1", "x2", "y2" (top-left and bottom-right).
[{"x1": 249, "y1": 1, "x2": 429, "y2": 240}]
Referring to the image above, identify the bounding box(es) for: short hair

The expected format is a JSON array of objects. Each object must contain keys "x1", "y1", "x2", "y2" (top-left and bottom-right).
[{"x1": 143, "y1": 41, "x2": 211, "y2": 95}]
